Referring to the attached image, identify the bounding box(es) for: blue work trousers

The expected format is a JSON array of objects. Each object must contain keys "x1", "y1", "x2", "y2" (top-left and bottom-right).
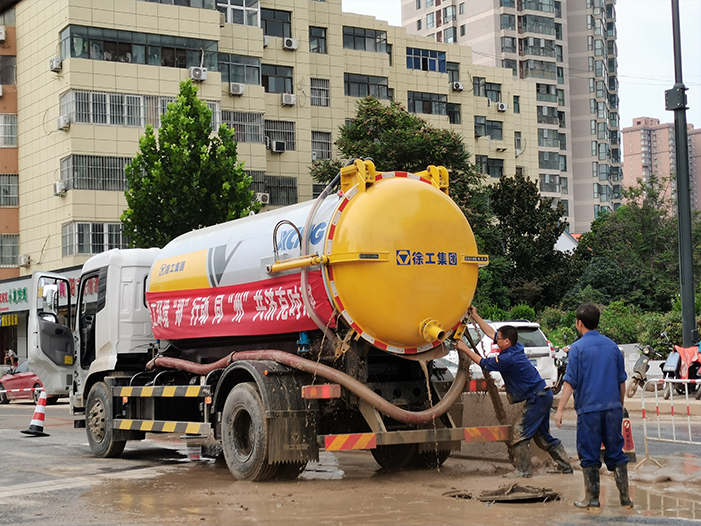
[
  {"x1": 512, "y1": 388, "x2": 560, "y2": 452},
  {"x1": 577, "y1": 407, "x2": 628, "y2": 470}
]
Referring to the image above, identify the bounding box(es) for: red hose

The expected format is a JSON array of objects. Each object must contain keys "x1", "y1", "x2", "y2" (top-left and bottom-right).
[{"x1": 149, "y1": 350, "x2": 468, "y2": 426}]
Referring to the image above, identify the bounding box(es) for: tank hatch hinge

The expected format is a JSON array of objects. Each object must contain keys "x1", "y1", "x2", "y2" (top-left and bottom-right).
[
  {"x1": 415, "y1": 165, "x2": 450, "y2": 195},
  {"x1": 340, "y1": 159, "x2": 376, "y2": 194}
]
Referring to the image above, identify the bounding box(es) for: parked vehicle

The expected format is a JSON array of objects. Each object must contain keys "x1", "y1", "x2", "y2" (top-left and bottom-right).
[
  {"x1": 626, "y1": 343, "x2": 666, "y2": 398},
  {"x1": 0, "y1": 360, "x2": 59, "y2": 404},
  {"x1": 551, "y1": 338, "x2": 570, "y2": 396},
  {"x1": 662, "y1": 336, "x2": 701, "y2": 399},
  {"x1": 29, "y1": 161, "x2": 509, "y2": 481}
]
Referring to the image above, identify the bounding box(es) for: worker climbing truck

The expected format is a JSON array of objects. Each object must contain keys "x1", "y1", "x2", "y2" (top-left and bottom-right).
[{"x1": 28, "y1": 160, "x2": 508, "y2": 481}]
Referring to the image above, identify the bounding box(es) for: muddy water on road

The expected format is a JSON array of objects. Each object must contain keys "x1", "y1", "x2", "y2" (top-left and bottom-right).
[{"x1": 82, "y1": 450, "x2": 701, "y2": 526}]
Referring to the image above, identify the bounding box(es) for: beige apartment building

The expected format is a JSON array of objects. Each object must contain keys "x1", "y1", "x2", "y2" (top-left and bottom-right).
[
  {"x1": 621, "y1": 116, "x2": 701, "y2": 211},
  {"x1": 0, "y1": 0, "x2": 540, "y2": 357},
  {"x1": 402, "y1": 0, "x2": 622, "y2": 233}
]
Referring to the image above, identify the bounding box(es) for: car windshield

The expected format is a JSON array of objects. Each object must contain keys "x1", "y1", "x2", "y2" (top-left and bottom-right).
[
  {"x1": 15, "y1": 360, "x2": 29, "y2": 373},
  {"x1": 517, "y1": 327, "x2": 548, "y2": 347}
]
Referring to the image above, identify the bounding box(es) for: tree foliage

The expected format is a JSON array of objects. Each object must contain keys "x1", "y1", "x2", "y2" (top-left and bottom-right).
[{"x1": 121, "y1": 79, "x2": 257, "y2": 248}]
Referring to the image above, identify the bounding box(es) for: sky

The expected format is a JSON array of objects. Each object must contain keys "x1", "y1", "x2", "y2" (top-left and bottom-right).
[{"x1": 341, "y1": 0, "x2": 701, "y2": 131}]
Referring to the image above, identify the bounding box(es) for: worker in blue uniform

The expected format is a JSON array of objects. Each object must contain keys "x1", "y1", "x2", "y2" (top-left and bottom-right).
[
  {"x1": 555, "y1": 302, "x2": 632, "y2": 509},
  {"x1": 456, "y1": 307, "x2": 572, "y2": 478}
]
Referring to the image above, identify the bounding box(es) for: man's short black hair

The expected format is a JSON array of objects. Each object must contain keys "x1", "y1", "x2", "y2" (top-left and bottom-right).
[
  {"x1": 576, "y1": 303, "x2": 600, "y2": 330},
  {"x1": 497, "y1": 325, "x2": 518, "y2": 346}
]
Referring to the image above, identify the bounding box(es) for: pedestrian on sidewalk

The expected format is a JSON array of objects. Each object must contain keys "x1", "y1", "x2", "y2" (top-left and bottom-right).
[
  {"x1": 555, "y1": 302, "x2": 632, "y2": 509},
  {"x1": 457, "y1": 306, "x2": 573, "y2": 478}
]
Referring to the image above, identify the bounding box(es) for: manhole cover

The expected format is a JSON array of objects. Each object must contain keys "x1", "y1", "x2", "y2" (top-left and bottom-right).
[{"x1": 478, "y1": 484, "x2": 560, "y2": 503}]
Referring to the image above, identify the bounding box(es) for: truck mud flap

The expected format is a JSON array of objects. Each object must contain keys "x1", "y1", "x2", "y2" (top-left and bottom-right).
[{"x1": 320, "y1": 425, "x2": 510, "y2": 451}]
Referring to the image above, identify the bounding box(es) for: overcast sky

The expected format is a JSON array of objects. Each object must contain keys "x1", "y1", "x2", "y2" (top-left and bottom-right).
[{"x1": 341, "y1": 0, "x2": 701, "y2": 131}]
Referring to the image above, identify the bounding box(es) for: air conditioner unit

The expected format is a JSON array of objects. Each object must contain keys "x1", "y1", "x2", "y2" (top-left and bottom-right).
[
  {"x1": 0, "y1": 25, "x2": 6, "y2": 44},
  {"x1": 18, "y1": 254, "x2": 30, "y2": 268},
  {"x1": 229, "y1": 82, "x2": 245, "y2": 96},
  {"x1": 497, "y1": 102, "x2": 508, "y2": 112},
  {"x1": 283, "y1": 37, "x2": 298, "y2": 50},
  {"x1": 281, "y1": 93, "x2": 297, "y2": 106},
  {"x1": 263, "y1": 35, "x2": 270, "y2": 48},
  {"x1": 53, "y1": 180, "x2": 67, "y2": 197},
  {"x1": 219, "y1": 11, "x2": 226, "y2": 26},
  {"x1": 49, "y1": 56, "x2": 63, "y2": 72},
  {"x1": 256, "y1": 192, "x2": 270, "y2": 205},
  {"x1": 452, "y1": 81, "x2": 464, "y2": 92},
  {"x1": 312, "y1": 151, "x2": 317, "y2": 161},
  {"x1": 189, "y1": 66, "x2": 208, "y2": 82},
  {"x1": 271, "y1": 140, "x2": 286, "y2": 153},
  {"x1": 264, "y1": 136, "x2": 271, "y2": 148},
  {"x1": 57, "y1": 115, "x2": 70, "y2": 131}
]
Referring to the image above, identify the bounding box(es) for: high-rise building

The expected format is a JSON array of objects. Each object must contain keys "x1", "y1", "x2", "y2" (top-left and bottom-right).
[
  {"x1": 0, "y1": 0, "x2": 541, "y2": 358},
  {"x1": 621, "y1": 116, "x2": 701, "y2": 210},
  {"x1": 403, "y1": 0, "x2": 622, "y2": 233}
]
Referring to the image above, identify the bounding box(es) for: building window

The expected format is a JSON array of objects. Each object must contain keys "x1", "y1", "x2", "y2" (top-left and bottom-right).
[
  {"x1": 60, "y1": 155, "x2": 132, "y2": 191},
  {"x1": 343, "y1": 27, "x2": 388, "y2": 53},
  {"x1": 538, "y1": 151, "x2": 560, "y2": 170},
  {"x1": 558, "y1": 132, "x2": 567, "y2": 150},
  {"x1": 502, "y1": 59, "x2": 517, "y2": 75},
  {"x1": 501, "y1": 36, "x2": 517, "y2": 53},
  {"x1": 474, "y1": 117, "x2": 503, "y2": 140},
  {"x1": 141, "y1": 0, "x2": 215, "y2": 7},
  {"x1": 444, "y1": 27, "x2": 457, "y2": 43},
  {"x1": 537, "y1": 106, "x2": 558, "y2": 124},
  {"x1": 459, "y1": 2, "x2": 465, "y2": 14},
  {"x1": 264, "y1": 175, "x2": 298, "y2": 206},
  {"x1": 312, "y1": 131, "x2": 332, "y2": 160},
  {"x1": 311, "y1": 78, "x2": 330, "y2": 107},
  {"x1": 309, "y1": 26, "x2": 327, "y2": 54},
  {"x1": 538, "y1": 128, "x2": 559, "y2": 148},
  {"x1": 486, "y1": 158, "x2": 504, "y2": 178},
  {"x1": 473, "y1": 77, "x2": 485, "y2": 96},
  {"x1": 406, "y1": 47, "x2": 446, "y2": 72},
  {"x1": 443, "y1": 5, "x2": 456, "y2": 23},
  {"x1": 536, "y1": 84, "x2": 557, "y2": 103},
  {"x1": 0, "y1": 114, "x2": 17, "y2": 147},
  {"x1": 485, "y1": 83, "x2": 501, "y2": 102},
  {"x1": 427, "y1": 12, "x2": 435, "y2": 29},
  {"x1": 261, "y1": 8, "x2": 291, "y2": 38},
  {"x1": 555, "y1": 44, "x2": 563, "y2": 62},
  {"x1": 460, "y1": 24, "x2": 466, "y2": 36},
  {"x1": 447, "y1": 62, "x2": 460, "y2": 83},
  {"x1": 521, "y1": 14, "x2": 555, "y2": 35},
  {"x1": 556, "y1": 88, "x2": 565, "y2": 106},
  {"x1": 0, "y1": 174, "x2": 19, "y2": 207},
  {"x1": 216, "y1": 0, "x2": 259, "y2": 26},
  {"x1": 60, "y1": 25, "x2": 218, "y2": 71},
  {"x1": 475, "y1": 155, "x2": 487, "y2": 174},
  {"x1": 417, "y1": 19, "x2": 422, "y2": 31},
  {"x1": 592, "y1": 162, "x2": 598, "y2": 178},
  {"x1": 513, "y1": 95, "x2": 520, "y2": 113},
  {"x1": 447, "y1": 103, "x2": 461, "y2": 125},
  {"x1": 221, "y1": 111, "x2": 264, "y2": 143},
  {"x1": 540, "y1": 174, "x2": 559, "y2": 193},
  {"x1": 61, "y1": 222, "x2": 126, "y2": 257},
  {"x1": 0, "y1": 234, "x2": 19, "y2": 267},
  {"x1": 262, "y1": 64, "x2": 293, "y2": 93},
  {"x1": 560, "y1": 155, "x2": 567, "y2": 171},
  {"x1": 0, "y1": 56, "x2": 16, "y2": 85},
  {"x1": 344, "y1": 74, "x2": 393, "y2": 100},
  {"x1": 408, "y1": 92, "x2": 447, "y2": 115},
  {"x1": 416, "y1": 0, "x2": 421, "y2": 8},
  {"x1": 264, "y1": 120, "x2": 296, "y2": 151},
  {"x1": 500, "y1": 14, "x2": 516, "y2": 30},
  {"x1": 427, "y1": 0, "x2": 434, "y2": 6},
  {"x1": 515, "y1": 131, "x2": 522, "y2": 150},
  {"x1": 219, "y1": 54, "x2": 261, "y2": 84}
]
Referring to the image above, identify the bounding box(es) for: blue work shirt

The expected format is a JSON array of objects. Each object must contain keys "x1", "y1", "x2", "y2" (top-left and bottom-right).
[
  {"x1": 481, "y1": 342, "x2": 545, "y2": 403},
  {"x1": 563, "y1": 330, "x2": 627, "y2": 415}
]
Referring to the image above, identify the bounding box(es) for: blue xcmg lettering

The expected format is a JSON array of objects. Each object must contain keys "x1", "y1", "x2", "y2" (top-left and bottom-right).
[{"x1": 277, "y1": 222, "x2": 327, "y2": 251}]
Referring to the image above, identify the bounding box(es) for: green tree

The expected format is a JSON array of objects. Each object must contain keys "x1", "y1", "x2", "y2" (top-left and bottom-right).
[
  {"x1": 121, "y1": 79, "x2": 257, "y2": 248},
  {"x1": 488, "y1": 173, "x2": 575, "y2": 309}
]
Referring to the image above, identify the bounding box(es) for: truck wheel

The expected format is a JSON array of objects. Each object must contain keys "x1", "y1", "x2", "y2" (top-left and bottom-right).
[
  {"x1": 0, "y1": 383, "x2": 9, "y2": 404},
  {"x1": 86, "y1": 382, "x2": 126, "y2": 458},
  {"x1": 411, "y1": 449, "x2": 451, "y2": 469},
  {"x1": 221, "y1": 382, "x2": 277, "y2": 482},
  {"x1": 626, "y1": 380, "x2": 639, "y2": 399},
  {"x1": 371, "y1": 443, "x2": 417, "y2": 471}
]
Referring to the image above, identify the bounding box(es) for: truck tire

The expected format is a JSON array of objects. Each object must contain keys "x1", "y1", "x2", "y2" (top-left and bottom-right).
[
  {"x1": 0, "y1": 383, "x2": 8, "y2": 404},
  {"x1": 371, "y1": 443, "x2": 417, "y2": 471},
  {"x1": 86, "y1": 382, "x2": 126, "y2": 458},
  {"x1": 411, "y1": 449, "x2": 451, "y2": 469},
  {"x1": 221, "y1": 382, "x2": 277, "y2": 482}
]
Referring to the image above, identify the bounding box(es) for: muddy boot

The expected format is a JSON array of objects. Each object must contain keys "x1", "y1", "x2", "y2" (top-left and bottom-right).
[
  {"x1": 574, "y1": 466, "x2": 600, "y2": 508},
  {"x1": 547, "y1": 442, "x2": 573, "y2": 474},
  {"x1": 614, "y1": 463, "x2": 633, "y2": 507},
  {"x1": 504, "y1": 441, "x2": 532, "y2": 478}
]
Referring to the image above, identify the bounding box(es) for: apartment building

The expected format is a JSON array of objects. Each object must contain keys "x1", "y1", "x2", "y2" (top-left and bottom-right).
[
  {"x1": 0, "y1": 0, "x2": 540, "y2": 357},
  {"x1": 621, "y1": 116, "x2": 701, "y2": 211},
  {"x1": 402, "y1": 0, "x2": 622, "y2": 233}
]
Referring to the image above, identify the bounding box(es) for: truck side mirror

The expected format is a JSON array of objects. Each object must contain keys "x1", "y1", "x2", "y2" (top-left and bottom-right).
[{"x1": 42, "y1": 284, "x2": 59, "y2": 318}]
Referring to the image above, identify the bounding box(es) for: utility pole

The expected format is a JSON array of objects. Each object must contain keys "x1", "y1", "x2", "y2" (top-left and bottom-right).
[{"x1": 665, "y1": 0, "x2": 697, "y2": 346}]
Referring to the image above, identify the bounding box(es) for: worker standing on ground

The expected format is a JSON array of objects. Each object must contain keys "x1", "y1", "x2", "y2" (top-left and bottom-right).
[
  {"x1": 456, "y1": 306, "x2": 573, "y2": 478},
  {"x1": 555, "y1": 302, "x2": 632, "y2": 509}
]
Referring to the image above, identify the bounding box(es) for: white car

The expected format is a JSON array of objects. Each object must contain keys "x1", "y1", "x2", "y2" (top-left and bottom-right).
[{"x1": 444, "y1": 320, "x2": 558, "y2": 389}]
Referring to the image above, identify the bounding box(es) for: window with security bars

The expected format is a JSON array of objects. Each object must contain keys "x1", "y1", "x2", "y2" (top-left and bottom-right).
[
  {"x1": 60, "y1": 155, "x2": 132, "y2": 191},
  {"x1": 221, "y1": 112, "x2": 264, "y2": 143},
  {"x1": 0, "y1": 174, "x2": 19, "y2": 207},
  {"x1": 0, "y1": 234, "x2": 19, "y2": 266},
  {"x1": 310, "y1": 78, "x2": 330, "y2": 107},
  {"x1": 265, "y1": 175, "x2": 297, "y2": 205},
  {"x1": 312, "y1": 131, "x2": 332, "y2": 160},
  {"x1": 0, "y1": 114, "x2": 17, "y2": 147},
  {"x1": 245, "y1": 170, "x2": 266, "y2": 193},
  {"x1": 62, "y1": 222, "x2": 127, "y2": 257},
  {"x1": 264, "y1": 120, "x2": 296, "y2": 150}
]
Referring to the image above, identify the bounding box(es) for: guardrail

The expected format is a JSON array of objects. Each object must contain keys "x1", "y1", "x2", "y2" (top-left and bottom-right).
[{"x1": 637, "y1": 378, "x2": 701, "y2": 469}]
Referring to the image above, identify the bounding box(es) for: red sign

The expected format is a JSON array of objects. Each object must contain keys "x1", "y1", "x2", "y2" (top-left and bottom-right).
[{"x1": 146, "y1": 271, "x2": 335, "y2": 340}]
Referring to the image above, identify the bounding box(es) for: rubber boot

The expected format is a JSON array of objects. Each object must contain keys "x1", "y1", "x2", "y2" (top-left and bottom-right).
[
  {"x1": 614, "y1": 463, "x2": 633, "y2": 507},
  {"x1": 547, "y1": 442, "x2": 573, "y2": 474},
  {"x1": 574, "y1": 466, "x2": 600, "y2": 508},
  {"x1": 504, "y1": 441, "x2": 532, "y2": 478}
]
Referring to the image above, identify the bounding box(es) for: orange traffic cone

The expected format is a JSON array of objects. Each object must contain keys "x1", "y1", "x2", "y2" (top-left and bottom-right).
[
  {"x1": 622, "y1": 408, "x2": 636, "y2": 462},
  {"x1": 21, "y1": 389, "x2": 50, "y2": 437}
]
